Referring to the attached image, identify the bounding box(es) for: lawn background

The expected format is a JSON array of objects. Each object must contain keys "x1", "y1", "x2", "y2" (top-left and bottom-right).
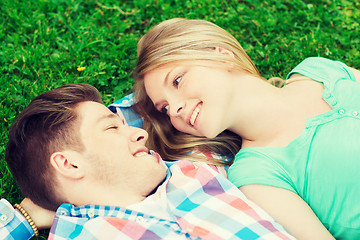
[{"x1": 1, "y1": 0, "x2": 359, "y2": 238}]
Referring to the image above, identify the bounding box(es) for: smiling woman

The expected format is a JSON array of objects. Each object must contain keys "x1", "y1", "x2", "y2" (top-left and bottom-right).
[
  {"x1": 133, "y1": 18, "x2": 360, "y2": 239},
  {"x1": 134, "y1": 18, "x2": 249, "y2": 164}
]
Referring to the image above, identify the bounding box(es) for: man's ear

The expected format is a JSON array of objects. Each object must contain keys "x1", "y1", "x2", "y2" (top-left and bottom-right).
[
  {"x1": 214, "y1": 46, "x2": 235, "y2": 58},
  {"x1": 50, "y1": 151, "x2": 84, "y2": 179}
]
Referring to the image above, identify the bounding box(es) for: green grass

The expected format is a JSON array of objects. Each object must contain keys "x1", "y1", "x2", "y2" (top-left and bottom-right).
[{"x1": 1, "y1": 0, "x2": 359, "y2": 238}]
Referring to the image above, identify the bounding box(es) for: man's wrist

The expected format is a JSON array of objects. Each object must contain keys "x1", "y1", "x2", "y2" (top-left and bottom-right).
[{"x1": 13, "y1": 203, "x2": 39, "y2": 237}]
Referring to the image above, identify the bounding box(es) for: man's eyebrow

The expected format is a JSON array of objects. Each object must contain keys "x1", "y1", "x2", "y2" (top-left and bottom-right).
[{"x1": 96, "y1": 113, "x2": 120, "y2": 124}]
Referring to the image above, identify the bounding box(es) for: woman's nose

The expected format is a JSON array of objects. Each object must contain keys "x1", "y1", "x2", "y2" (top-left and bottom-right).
[{"x1": 169, "y1": 101, "x2": 185, "y2": 117}]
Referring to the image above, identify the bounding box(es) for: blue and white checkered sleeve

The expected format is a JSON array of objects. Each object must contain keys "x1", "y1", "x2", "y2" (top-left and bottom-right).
[
  {"x1": 108, "y1": 93, "x2": 143, "y2": 128},
  {"x1": 0, "y1": 199, "x2": 34, "y2": 240}
]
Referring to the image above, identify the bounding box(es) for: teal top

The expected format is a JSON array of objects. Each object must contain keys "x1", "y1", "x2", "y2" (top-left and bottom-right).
[{"x1": 228, "y1": 57, "x2": 360, "y2": 239}]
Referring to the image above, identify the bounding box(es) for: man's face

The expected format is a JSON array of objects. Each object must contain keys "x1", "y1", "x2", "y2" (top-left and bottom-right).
[{"x1": 75, "y1": 101, "x2": 167, "y2": 197}]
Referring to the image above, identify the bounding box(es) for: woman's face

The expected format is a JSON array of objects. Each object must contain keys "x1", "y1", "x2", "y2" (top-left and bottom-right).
[{"x1": 144, "y1": 62, "x2": 235, "y2": 138}]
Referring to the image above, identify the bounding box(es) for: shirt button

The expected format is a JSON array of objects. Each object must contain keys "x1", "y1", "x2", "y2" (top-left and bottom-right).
[
  {"x1": 338, "y1": 109, "x2": 345, "y2": 115},
  {"x1": 0, "y1": 214, "x2": 7, "y2": 221},
  {"x1": 88, "y1": 210, "x2": 95, "y2": 218},
  {"x1": 135, "y1": 216, "x2": 145, "y2": 223},
  {"x1": 59, "y1": 210, "x2": 67, "y2": 216},
  {"x1": 122, "y1": 99, "x2": 129, "y2": 104},
  {"x1": 352, "y1": 111, "x2": 359, "y2": 116},
  {"x1": 171, "y1": 224, "x2": 180, "y2": 231},
  {"x1": 323, "y1": 92, "x2": 330, "y2": 99}
]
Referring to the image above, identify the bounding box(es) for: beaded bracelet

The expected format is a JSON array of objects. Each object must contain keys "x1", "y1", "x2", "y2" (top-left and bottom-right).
[{"x1": 14, "y1": 203, "x2": 40, "y2": 237}]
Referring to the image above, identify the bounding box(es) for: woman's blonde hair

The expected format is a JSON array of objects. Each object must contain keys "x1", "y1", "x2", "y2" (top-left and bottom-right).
[{"x1": 133, "y1": 18, "x2": 262, "y2": 165}]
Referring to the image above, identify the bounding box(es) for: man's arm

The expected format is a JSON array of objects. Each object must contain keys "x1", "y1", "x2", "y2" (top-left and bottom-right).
[
  {"x1": 240, "y1": 185, "x2": 334, "y2": 240},
  {"x1": 20, "y1": 198, "x2": 55, "y2": 230}
]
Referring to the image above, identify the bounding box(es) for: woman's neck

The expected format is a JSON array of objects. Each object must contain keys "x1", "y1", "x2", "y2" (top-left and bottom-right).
[{"x1": 225, "y1": 74, "x2": 298, "y2": 147}]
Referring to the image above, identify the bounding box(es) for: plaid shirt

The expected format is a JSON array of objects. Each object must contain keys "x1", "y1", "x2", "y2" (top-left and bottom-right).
[
  {"x1": 1, "y1": 159, "x2": 293, "y2": 239},
  {"x1": 50, "y1": 158, "x2": 293, "y2": 240}
]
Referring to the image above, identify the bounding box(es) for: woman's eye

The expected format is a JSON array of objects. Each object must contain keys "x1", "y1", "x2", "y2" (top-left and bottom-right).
[
  {"x1": 161, "y1": 105, "x2": 169, "y2": 114},
  {"x1": 173, "y1": 74, "x2": 183, "y2": 87}
]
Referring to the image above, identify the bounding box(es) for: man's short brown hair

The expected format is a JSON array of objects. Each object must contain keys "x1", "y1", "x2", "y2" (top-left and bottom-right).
[{"x1": 5, "y1": 83, "x2": 102, "y2": 210}]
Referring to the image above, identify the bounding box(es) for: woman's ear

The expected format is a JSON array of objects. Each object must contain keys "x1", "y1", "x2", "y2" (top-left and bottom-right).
[
  {"x1": 214, "y1": 47, "x2": 236, "y2": 71},
  {"x1": 50, "y1": 151, "x2": 84, "y2": 179},
  {"x1": 214, "y1": 46, "x2": 235, "y2": 58}
]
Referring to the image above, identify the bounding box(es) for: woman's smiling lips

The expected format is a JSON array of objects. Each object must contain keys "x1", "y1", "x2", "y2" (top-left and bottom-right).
[{"x1": 188, "y1": 102, "x2": 202, "y2": 127}]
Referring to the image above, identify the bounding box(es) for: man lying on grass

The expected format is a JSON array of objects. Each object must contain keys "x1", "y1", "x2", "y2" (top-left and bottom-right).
[{"x1": 1, "y1": 83, "x2": 293, "y2": 239}]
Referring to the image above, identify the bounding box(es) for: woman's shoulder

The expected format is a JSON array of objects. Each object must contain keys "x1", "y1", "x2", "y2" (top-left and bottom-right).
[
  {"x1": 228, "y1": 149, "x2": 296, "y2": 192},
  {"x1": 286, "y1": 57, "x2": 353, "y2": 83}
]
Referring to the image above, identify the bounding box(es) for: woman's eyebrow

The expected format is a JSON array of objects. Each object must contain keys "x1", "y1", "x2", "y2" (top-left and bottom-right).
[
  {"x1": 164, "y1": 67, "x2": 176, "y2": 85},
  {"x1": 154, "y1": 101, "x2": 163, "y2": 110},
  {"x1": 152, "y1": 67, "x2": 176, "y2": 110}
]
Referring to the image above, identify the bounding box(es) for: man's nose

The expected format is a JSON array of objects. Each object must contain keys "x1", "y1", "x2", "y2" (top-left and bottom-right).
[{"x1": 130, "y1": 127, "x2": 148, "y2": 144}]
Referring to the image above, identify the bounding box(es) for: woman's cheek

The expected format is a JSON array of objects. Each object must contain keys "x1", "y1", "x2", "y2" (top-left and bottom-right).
[
  {"x1": 171, "y1": 118, "x2": 187, "y2": 133},
  {"x1": 171, "y1": 118, "x2": 204, "y2": 136},
  {"x1": 171, "y1": 118, "x2": 193, "y2": 134}
]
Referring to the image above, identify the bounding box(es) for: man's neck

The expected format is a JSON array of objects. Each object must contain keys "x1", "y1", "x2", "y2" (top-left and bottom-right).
[{"x1": 61, "y1": 180, "x2": 153, "y2": 208}]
